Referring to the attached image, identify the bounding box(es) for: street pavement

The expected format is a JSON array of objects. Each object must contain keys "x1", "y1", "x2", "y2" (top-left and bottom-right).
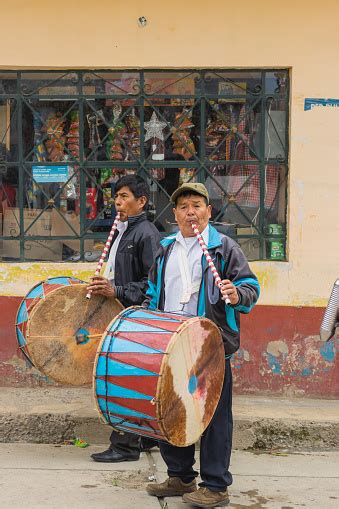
[{"x1": 0, "y1": 443, "x2": 338, "y2": 508}]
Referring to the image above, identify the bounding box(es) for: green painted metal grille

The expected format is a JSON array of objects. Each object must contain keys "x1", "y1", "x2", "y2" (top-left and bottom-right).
[{"x1": 0, "y1": 70, "x2": 289, "y2": 262}]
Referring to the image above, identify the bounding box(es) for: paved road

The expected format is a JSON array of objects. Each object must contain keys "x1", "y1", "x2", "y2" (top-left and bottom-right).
[{"x1": 0, "y1": 443, "x2": 338, "y2": 508}]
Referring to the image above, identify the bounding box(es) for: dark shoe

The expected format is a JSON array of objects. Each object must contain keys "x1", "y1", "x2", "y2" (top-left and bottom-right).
[
  {"x1": 140, "y1": 437, "x2": 159, "y2": 452},
  {"x1": 91, "y1": 448, "x2": 140, "y2": 463},
  {"x1": 146, "y1": 477, "x2": 197, "y2": 497},
  {"x1": 183, "y1": 487, "x2": 229, "y2": 507}
]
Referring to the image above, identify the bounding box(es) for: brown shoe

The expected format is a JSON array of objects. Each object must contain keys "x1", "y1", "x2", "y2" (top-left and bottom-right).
[
  {"x1": 183, "y1": 487, "x2": 229, "y2": 507},
  {"x1": 146, "y1": 477, "x2": 197, "y2": 497}
]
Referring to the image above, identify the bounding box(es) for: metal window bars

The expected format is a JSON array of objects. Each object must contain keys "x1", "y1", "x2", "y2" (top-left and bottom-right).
[{"x1": 0, "y1": 69, "x2": 289, "y2": 261}]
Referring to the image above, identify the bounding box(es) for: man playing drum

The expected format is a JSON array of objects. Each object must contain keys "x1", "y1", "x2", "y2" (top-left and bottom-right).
[
  {"x1": 88, "y1": 174, "x2": 160, "y2": 463},
  {"x1": 145, "y1": 183, "x2": 260, "y2": 508}
]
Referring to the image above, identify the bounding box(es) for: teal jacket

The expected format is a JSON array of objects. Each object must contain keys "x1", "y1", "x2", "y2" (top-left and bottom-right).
[{"x1": 144, "y1": 224, "x2": 260, "y2": 354}]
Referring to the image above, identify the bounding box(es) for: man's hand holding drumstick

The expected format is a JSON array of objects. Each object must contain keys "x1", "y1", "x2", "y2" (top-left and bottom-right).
[
  {"x1": 191, "y1": 222, "x2": 239, "y2": 306},
  {"x1": 86, "y1": 276, "x2": 116, "y2": 298},
  {"x1": 219, "y1": 279, "x2": 240, "y2": 306}
]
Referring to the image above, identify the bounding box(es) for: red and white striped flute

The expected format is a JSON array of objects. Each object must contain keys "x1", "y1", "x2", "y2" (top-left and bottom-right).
[
  {"x1": 86, "y1": 212, "x2": 121, "y2": 299},
  {"x1": 191, "y1": 223, "x2": 231, "y2": 305}
]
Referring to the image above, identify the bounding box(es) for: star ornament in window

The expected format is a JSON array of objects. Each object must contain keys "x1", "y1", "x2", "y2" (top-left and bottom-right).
[{"x1": 144, "y1": 112, "x2": 167, "y2": 142}]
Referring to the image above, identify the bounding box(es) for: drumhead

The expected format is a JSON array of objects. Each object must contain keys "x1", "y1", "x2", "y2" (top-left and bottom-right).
[
  {"x1": 157, "y1": 316, "x2": 225, "y2": 447},
  {"x1": 26, "y1": 284, "x2": 123, "y2": 385}
]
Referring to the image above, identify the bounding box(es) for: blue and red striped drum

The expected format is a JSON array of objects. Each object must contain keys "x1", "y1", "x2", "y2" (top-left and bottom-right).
[
  {"x1": 94, "y1": 306, "x2": 225, "y2": 447},
  {"x1": 16, "y1": 277, "x2": 84, "y2": 364},
  {"x1": 18, "y1": 280, "x2": 123, "y2": 385}
]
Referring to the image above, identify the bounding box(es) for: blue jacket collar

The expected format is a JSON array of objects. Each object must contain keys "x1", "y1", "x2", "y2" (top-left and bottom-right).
[
  {"x1": 160, "y1": 233, "x2": 177, "y2": 248},
  {"x1": 207, "y1": 224, "x2": 223, "y2": 249}
]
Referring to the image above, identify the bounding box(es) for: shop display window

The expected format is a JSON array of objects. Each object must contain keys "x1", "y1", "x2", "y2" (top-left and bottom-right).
[{"x1": 0, "y1": 70, "x2": 289, "y2": 261}]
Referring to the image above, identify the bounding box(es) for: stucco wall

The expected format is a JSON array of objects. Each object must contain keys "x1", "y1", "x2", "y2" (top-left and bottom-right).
[{"x1": 0, "y1": 0, "x2": 338, "y2": 305}]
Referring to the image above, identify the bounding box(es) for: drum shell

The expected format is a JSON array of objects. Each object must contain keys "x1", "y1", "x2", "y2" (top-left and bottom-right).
[{"x1": 94, "y1": 306, "x2": 225, "y2": 447}]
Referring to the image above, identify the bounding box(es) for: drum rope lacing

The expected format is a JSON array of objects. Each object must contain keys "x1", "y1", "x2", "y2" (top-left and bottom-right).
[
  {"x1": 105, "y1": 414, "x2": 162, "y2": 436},
  {"x1": 98, "y1": 308, "x2": 207, "y2": 442},
  {"x1": 104, "y1": 310, "x2": 128, "y2": 431},
  {"x1": 101, "y1": 309, "x2": 161, "y2": 437},
  {"x1": 101, "y1": 308, "x2": 167, "y2": 438}
]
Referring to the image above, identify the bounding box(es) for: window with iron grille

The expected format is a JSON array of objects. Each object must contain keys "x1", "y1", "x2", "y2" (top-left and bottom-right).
[{"x1": 0, "y1": 70, "x2": 288, "y2": 262}]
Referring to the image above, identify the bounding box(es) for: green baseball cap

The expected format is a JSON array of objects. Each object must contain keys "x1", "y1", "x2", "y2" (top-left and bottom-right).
[{"x1": 170, "y1": 183, "x2": 209, "y2": 204}]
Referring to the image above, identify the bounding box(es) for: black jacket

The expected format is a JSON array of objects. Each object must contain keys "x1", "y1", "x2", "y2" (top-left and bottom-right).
[{"x1": 112, "y1": 212, "x2": 160, "y2": 307}]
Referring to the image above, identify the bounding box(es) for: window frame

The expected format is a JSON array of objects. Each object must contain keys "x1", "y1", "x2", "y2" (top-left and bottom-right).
[{"x1": 0, "y1": 69, "x2": 289, "y2": 261}]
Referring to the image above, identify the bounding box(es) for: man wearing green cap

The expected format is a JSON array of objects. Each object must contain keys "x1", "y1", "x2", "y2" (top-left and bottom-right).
[{"x1": 144, "y1": 183, "x2": 260, "y2": 508}]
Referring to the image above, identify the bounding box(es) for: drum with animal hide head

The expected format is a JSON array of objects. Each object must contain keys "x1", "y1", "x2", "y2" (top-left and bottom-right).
[
  {"x1": 94, "y1": 306, "x2": 225, "y2": 447},
  {"x1": 22, "y1": 282, "x2": 123, "y2": 385}
]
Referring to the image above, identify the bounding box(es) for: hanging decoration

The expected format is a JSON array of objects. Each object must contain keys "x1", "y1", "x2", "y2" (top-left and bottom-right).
[
  {"x1": 125, "y1": 108, "x2": 140, "y2": 173},
  {"x1": 64, "y1": 110, "x2": 80, "y2": 201},
  {"x1": 99, "y1": 103, "x2": 127, "y2": 219},
  {"x1": 125, "y1": 108, "x2": 140, "y2": 157},
  {"x1": 144, "y1": 111, "x2": 167, "y2": 145},
  {"x1": 66, "y1": 110, "x2": 80, "y2": 159},
  {"x1": 86, "y1": 109, "x2": 104, "y2": 151},
  {"x1": 33, "y1": 114, "x2": 47, "y2": 163},
  {"x1": 205, "y1": 105, "x2": 228, "y2": 176},
  {"x1": 28, "y1": 114, "x2": 47, "y2": 208},
  {"x1": 43, "y1": 111, "x2": 65, "y2": 162},
  {"x1": 171, "y1": 109, "x2": 196, "y2": 185},
  {"x1": 144, "y1": 111, "x2": 167, "y2": 181},
  {"x1": 85, "y1": 109, "x2": 104, "y2": 218},
  {"x1": 104, "y1": 102, "x2": 127, "y2": 181},
  {"x1": 206, "y1": 108, "x2": 228, "y2": 158},
  {"x1": 172, "y1": 110, "x2": 195, "y2": 160}
]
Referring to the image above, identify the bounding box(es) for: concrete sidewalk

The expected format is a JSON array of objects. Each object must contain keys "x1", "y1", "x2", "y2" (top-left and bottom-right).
[
  {"x1": 0, "y1": 387, "x2": 338, "y2": 449},
  {"x1": 152, "y1": 448, "x2": 339, "y2": 508},
  {"x1": 0, "y1": 443, "x2": 158, "y2": 509},
  {"x1": 0, "y1": 443, "x2": 338, "y2": 508}
]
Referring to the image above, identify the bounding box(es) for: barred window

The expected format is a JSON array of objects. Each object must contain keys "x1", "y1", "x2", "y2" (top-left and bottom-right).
[{"x1": 0, "y1": 70, "x2": 288, "y2": 262}]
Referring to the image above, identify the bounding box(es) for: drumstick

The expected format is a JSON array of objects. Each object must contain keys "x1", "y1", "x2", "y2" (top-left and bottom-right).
[
  {"x1": 86, "y1": 212, "x2": 121, "y2": 299},
  {"x1": 191, "y1": 223, "x2": 231, "y2": 305}
]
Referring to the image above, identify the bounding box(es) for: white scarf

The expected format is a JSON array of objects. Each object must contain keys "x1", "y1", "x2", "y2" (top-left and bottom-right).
[
  {"x1": 103, "y1": 220, "x2": 128, "y2": 281},
  {"x1": 177, "y1": 240, "x2": 202, "y2": 304}
]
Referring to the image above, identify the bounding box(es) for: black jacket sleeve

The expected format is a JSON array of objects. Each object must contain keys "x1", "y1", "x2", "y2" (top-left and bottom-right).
[{"x1": 223, "y1": 243, "x2": 260, "y2": 313}]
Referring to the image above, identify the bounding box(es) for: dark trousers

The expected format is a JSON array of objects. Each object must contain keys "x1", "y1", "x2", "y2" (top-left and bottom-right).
[
  {"x1": 109, "y1": 430, "x2": 158, "y2": 457},
  {"x1": 159, "y1": 359, "x2": 233, "y2": 492},
  {"x1": 109, "y1": 430, "x2": 140, "y2": 458}
]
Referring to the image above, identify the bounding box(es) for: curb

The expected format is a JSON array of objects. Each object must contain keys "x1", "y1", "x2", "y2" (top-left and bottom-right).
[
  {"x1": 0, "y1": 414, "x2": 111, "y2": 445},
  {"x1": 1, "y1": 413, "x2": 339, "y2": 450},
  {"x1": 234, "y1": 418, "x2": 339, "y2": 450}
]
